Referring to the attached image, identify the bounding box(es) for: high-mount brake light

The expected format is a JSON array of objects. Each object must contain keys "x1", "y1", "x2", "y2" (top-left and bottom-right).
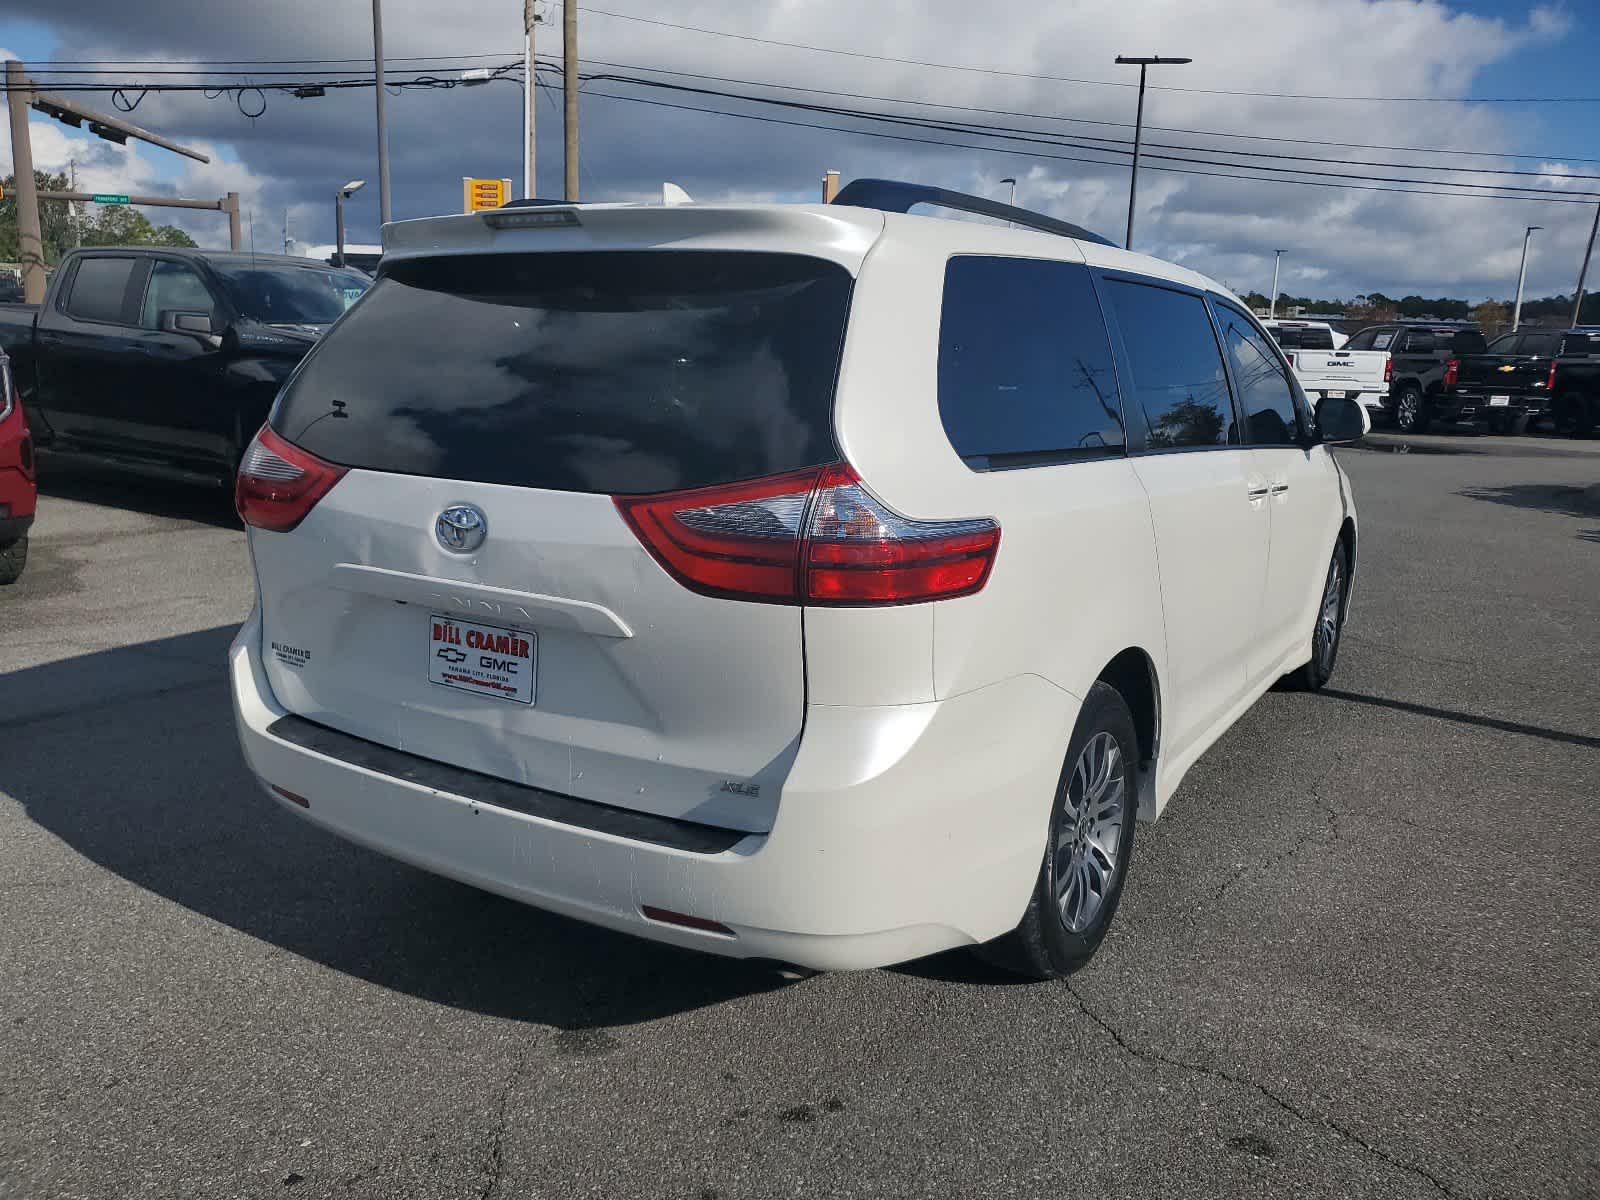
[
  {"x1": 614, "y1": 464, "x2": 1000, "y2": 606},
  {"x1": 235, "y1": 425, "x2": 348, "y2": 532}
]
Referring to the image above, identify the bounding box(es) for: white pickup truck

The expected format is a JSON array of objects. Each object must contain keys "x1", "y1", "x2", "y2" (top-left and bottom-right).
[{"x1": 1263, "y1": 319, "x2": 1390, "y2": 411}]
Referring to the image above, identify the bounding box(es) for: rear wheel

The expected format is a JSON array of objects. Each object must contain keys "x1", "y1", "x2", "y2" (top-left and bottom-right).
[
  {"x1": 977, "y1": 682, "x2": 1138, "y2": 980},
  {"x1": 0, "y1": 535, "x2": 28, "y2": 585},
  {"x1": 1283, "y1": 541, "x2": 1348, "y2": 692},
  {"x1": 1393, "y1": 385, "x2": 1428, "y2": 433}
]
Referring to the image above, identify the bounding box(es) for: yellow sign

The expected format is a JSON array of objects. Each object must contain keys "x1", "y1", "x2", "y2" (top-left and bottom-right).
[{"x1": 462, "y1": 177, "x2": 512, "y2": 213}]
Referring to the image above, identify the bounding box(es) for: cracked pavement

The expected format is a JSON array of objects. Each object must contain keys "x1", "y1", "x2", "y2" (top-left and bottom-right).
[{"x1": 2, "y1": 444, "x2": 1597, "y2": 1199}]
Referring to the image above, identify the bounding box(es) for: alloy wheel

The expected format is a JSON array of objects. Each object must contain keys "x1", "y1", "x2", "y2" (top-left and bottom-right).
[
  {"x1": 1315, "y1": 558, "x2": 1342, "y2": 674},
  {"x1": 1054, "y1": 731, "x2": 1127, "y2": 934}
]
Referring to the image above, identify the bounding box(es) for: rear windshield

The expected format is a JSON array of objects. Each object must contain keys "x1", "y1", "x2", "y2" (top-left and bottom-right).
[
  {"x1": 273, "y1": 251, "x2": 851, "y2": 494},
  {"x1": 1449, "y1": 330, "x2": 1487, "y2": 354},
  {"x1": 1268, "y1": 325, "x2": 1335, "y2": 351}
]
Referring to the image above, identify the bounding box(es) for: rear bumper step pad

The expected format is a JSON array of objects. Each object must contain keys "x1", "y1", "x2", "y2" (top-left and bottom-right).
[{"x1": 265, "y1": 714, "x2": 747, "y2": 855}]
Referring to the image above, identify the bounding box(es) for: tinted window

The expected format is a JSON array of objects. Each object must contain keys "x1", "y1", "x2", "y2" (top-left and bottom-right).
[
  {"x1": 1344, "y1": 328, "x2": 1380, "y2": 351},
  {"x1": 141, "y1": 261, "x2": 216, "y2": 328},
  {"x1": 1450, "y1": 330, "x2": 1487, "y2": 354},
  {"x1": 1271, "y1": 325, "x2": 1335, "y2": 351},
  {"x1": 274, "y1": 251, "x2": 851, "y2": 494},
  {"x1": 1216, "y1": 305, "x2": 1300, "y2": 445},
  {"x1": 64, "y1": 256, "x2": 138, "y2": 324},
  {"x1": 1561, "y1": 332, "x2": 1598, "y2": 356},
  {"x1": 937, "y1": 257, "x2": 1123, "y2": 466},
  {"x1": 212, "y1": 262, "x2": 369, "y2": 325},
  {"x1": 1520, "y1": 331, "x2": 1562, "y2": 356},
  {"x1": 1104, "y1": 280, "x2": 1234, "y2": 450},
  {"x1": 1399, "y1": 330, "x2": 1436, "y2": 353},
  {"x1": 1488, "y1": 333, "x2": 1519, "y2": 352},
  {"x1": 1372, "y1": 330, "x2": 1397, "y2": 350}
]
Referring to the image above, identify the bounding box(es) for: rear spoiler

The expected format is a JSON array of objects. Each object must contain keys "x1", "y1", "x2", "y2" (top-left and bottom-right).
[{"x1": 831, "y1": 178, "x2": 1117, "y2": 247}]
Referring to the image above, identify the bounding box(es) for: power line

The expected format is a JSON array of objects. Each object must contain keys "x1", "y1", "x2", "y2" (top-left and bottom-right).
[
  {"x1": 563, "y1": 63, "x2": 1600, "y2": 182},
  {"x1": 568, "y1": 55, "x2": 1600, "y2": 167},
  {"x1": 577, "y1": 5, "x2": 1600, "y2": 104},
  {"x1": 553, "y1": 65, "x2": 1600, "y2": 197},
  {"x1": 575, "y1": 86, "x2": 1600, "y2": 205}
]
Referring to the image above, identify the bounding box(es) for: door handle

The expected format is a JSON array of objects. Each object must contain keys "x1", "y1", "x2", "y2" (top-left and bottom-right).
[
  {"x1": 1246, "y1": 485, "x2": 1271, "y2": 500},
  {"x1": 1268, "y1": 483, "x2": 1290, "y2": 495}
]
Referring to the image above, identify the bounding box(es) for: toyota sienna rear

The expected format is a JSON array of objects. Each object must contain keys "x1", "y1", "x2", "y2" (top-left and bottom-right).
[{"x1": 231, "y1": 187, "x2": 1360, "y2": 977}]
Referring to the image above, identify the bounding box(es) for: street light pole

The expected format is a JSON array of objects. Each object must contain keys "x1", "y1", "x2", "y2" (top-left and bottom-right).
[
  {"x1": 1512, "y1": 225, "x2": 1541, "y2": 332},
  {"x1": 372, "y1": 0, "x2": 392, "y2": 224},
  {"x1": 1572, "y1": 202, "x2": 1599, "y2": 328},
  {"x1": 1269, "y1": 249, "x2": 1286, "y2": 318},
  {"x1": 1114, "y1": 54, "x2": 1191, "y2": 252},
  {"x1": 563, "y1": 0, "x2": 579, "y2": 201},
  {"x1": 523, "y1": 0, "x2": 538, "y2": 197},
  {"x1": 335, "y1": 179, "x2": 366, "y2": 268},
  {"x1": 1000, "y1": 176, "x2": 1017, "y2": 228}
]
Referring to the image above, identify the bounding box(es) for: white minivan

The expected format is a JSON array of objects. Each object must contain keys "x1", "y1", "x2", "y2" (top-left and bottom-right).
[{"x1": 231, "y1": 181, "x2": 1363, "y2": 979}]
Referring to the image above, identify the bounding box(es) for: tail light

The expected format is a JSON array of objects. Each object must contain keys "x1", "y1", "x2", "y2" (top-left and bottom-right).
[
  {"x1": 1383, "y1": 357, "x2": 1393, "y2": 383},
  {"x1": 1284, "y1": 351, "x2": 1296, "y2": 367},
  {"x1": 1443, "y1": 358, "x2": 1458, "y2": 388},
  {"x1": 235, "y1": 425, "x2": 347, "y2": 532},
  {"x1": 1546, "y1": 359, "x2": 1558, "y2": 391},
  {"x1": 615, "y1": 464, "x2": 1000, "y2": 606}
]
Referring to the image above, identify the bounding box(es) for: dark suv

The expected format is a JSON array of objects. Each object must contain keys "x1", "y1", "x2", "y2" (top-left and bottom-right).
[{"x1": 1344, "y1": 324, "x2": 1487, "y2": 433}]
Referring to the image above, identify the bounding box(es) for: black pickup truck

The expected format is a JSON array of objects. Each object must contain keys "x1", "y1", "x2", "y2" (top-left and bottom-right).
[
  {"x1": 0, "y1": 247, "x2": 369, "y2": 485},
  {"x1": 1342, "y1": 323, "x2": 1488, "y2": 433},
  {"x1": 1446, "y1": 327, "x2": 1599, "y2": 436}
]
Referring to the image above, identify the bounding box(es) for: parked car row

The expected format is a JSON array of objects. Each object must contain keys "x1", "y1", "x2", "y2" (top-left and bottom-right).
[{"x1": 1265, "y1": 319, "x2": 1600, "y2": 437}]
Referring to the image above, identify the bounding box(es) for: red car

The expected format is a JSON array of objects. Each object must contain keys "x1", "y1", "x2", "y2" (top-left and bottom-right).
[{"x1": 0, "y1": 346, "x2": 36, "y2": 585}]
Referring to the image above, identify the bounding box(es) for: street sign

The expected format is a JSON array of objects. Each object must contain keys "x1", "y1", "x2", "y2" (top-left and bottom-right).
[
  {"x1": 462, "y1": 177, "x2": 512, "y2": 213},
  {"x1": 91, "y1": 193, "x2": 131, "y2": 205}
]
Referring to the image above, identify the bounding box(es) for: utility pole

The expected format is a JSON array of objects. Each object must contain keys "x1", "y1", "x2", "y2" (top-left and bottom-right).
[
  {"x1": 563, "y1": 0, "x2": 579, "y2": 201},
  {"x1": 68, "y1": 160, "x2": 83, "y2": 248},
  {"x1": 523, "y1": 0, "x2": 538, "y2": 197},
  {"x1": 1269, "y1": 250, "x2": 1286, "y2": 318},
  {"x1": 1512, "y1": 225, "x2": 1541, "y2": 332},
  {"x1": 1114, "y1": 54, "x2": 1191, "y2": 252},
  {"x1": 1572, "y1": 202, "x2": 1599, "y2": 328},
  {"x1": 372, "y1": 0, "x2": 392, "y2": 224},
  {"x1": 6, "y1": 61, "x2": 44, "y2": 304}
]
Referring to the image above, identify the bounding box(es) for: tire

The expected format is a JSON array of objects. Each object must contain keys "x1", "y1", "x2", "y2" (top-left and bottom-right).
[
  {"x1": 0, "y1": 536, "x2": 27, "y2": 586},
  {"x1": 976, "y1": 682, "x2": 1139, "y2": 980},
  {"x1": 1282, "y1": 540, "x2": 1348, "y2": 692},
  {"x1": 1393, "y1": 385, "x2": 1428, "y2": 433}
]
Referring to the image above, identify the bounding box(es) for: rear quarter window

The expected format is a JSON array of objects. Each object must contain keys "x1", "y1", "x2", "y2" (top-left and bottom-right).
[
  {"x1": 936, "y1": 256, "x2": 1124, "y2": 467},
  {"x1": 272, "y1": 251, "x2": 853, "y2": 494},
  {"x1": 1101, "y1": 279, "x2": 1235, "y2": 451}
]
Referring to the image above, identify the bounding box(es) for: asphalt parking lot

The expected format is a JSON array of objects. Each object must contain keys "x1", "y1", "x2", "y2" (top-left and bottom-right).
[{"x1": 2, "y1": 441, "x2": 1597, "y2": 1200}]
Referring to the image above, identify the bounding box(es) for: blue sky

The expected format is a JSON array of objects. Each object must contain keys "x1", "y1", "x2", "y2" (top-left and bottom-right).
[{"x1": 4, "y1": 0, "x2": 1598, "y2": 300}]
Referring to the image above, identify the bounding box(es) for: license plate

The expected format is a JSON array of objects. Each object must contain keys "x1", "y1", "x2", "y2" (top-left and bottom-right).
[
  {"x1": 1324, "y1": 390, "x2": 1347, "y2": 399},
  {"x1": 428, "y1": 613, "x2": 536, "y2": 705},
  {"x1": 1489, "y1": 395, "x2": 1511, "y2": 407}
]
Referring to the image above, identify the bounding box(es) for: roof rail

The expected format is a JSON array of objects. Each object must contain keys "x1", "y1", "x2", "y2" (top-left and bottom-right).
[{"x1": 830, "y1": 178, "x2": 1116, "y2": 247}]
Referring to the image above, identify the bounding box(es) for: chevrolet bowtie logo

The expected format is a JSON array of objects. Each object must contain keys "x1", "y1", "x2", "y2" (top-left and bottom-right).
[{"x1": 1498, "y1": 364, "x2": 1515, "y2": 372}]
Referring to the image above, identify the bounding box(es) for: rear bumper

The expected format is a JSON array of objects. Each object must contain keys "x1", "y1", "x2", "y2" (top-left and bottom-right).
[
  {"x1": 230, "y1": 610, "x2": 1075, "y2": 970},
  {"x1": 1444, "y1": 391, "x2": 1546, "y2": 418}
]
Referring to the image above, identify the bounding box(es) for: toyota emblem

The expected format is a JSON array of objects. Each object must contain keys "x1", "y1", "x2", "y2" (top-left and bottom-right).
[{"x1": 435, "y1": 504, "x2": 488, "y2": 553}]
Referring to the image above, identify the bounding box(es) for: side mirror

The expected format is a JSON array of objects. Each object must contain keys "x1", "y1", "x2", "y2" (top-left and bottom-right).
[
  {"x1": 1315, "y1": 395, "x2": 1367, "y2": 444},
  {"x1": 160, "y1": 309, "x2": 214, "y2": 336}
]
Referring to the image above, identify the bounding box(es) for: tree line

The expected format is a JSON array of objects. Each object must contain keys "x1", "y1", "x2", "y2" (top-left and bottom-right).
[
  {"x1": 1236, "y1": 288, "x2": 1598, "y2": 326},
  {"x1": 2, "y1": 170, "x2": 197, "y2": 265}
]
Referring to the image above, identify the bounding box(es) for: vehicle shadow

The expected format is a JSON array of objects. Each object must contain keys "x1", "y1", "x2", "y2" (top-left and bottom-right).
[
  {"x1": 37, "y1": 457, "x2": 241, "y2": 530},
  {"x1": 1457, "y1": 482, "x2": 1600, "y2": 520},
  {"x1": 3, "y1": 626, "x2": 793, "y2": 1029}
]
